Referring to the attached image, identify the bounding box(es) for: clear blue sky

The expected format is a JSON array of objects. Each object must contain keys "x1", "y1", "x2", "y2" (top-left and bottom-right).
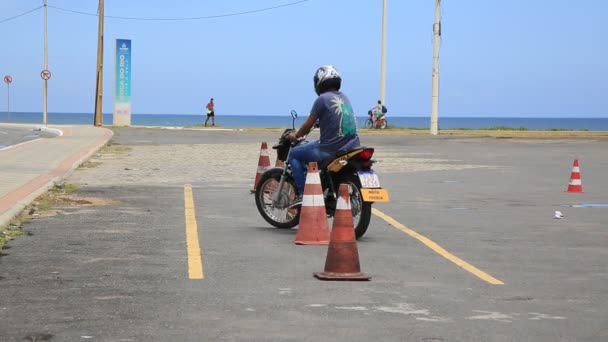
[{"x1": 0, "y1": 0, "x2": 606, "y2": 117}]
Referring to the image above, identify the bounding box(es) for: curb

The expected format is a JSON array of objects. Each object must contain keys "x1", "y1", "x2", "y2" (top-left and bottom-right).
[
  {"x1": 0, "y1": 128, "x2": 114, "y2": 230},
  {"x1": 34, "y1": 125, "x2": 64, "y2": 136}
]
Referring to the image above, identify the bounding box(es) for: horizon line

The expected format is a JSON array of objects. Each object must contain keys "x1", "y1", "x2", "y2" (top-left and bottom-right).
[{"x1": 2, "y1": 111, "x2": 608, "y2": 119}]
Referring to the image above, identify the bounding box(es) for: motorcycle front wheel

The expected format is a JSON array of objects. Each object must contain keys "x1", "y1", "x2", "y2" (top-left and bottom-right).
[
  {"x1": 364, "y1": 118, "x2": 374, "y2": 129},
  {"x1": 255, "y1": 169, "x2": 300, "y2": 229}
]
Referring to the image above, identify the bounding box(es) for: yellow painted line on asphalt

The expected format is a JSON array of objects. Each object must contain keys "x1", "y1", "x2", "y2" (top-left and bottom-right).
[
  {"x1": 184, "y1": 184, "x2": 204, "y2": 280},
  {"x1": 372, "y1": 208, "x2": 504, "y2": 285}
]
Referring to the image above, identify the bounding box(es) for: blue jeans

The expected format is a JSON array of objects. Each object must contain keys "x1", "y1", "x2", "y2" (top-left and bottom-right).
[{"x1": 288, "y1": 140, "x2": 332, "y2": 194}]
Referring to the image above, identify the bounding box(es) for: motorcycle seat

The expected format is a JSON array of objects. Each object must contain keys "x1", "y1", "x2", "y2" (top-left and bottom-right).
[
  {"x1": 335, "y1": 146, "x2": 366, "y2": 157},
  {"x1": 322, "y1": 147, "x2": 367, "y2": 171}
]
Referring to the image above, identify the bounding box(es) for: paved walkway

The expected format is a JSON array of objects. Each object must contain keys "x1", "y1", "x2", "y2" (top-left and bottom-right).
[{"x1": 0, "y1": 124, "x2": 113, "y2": 228}]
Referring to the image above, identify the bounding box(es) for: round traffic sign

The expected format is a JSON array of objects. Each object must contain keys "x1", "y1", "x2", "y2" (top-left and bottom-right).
[
  {"x1": 3, "y1": 75, "x2": 12, "y2": 84},
  {"x1": 41, "y1": 70, "x2": 51, "y2": 80}
]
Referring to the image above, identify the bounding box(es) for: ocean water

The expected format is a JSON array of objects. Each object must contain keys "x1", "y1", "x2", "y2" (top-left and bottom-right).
[{"x1": 1, "y1": 112, "x2": 608, "y2": 131}]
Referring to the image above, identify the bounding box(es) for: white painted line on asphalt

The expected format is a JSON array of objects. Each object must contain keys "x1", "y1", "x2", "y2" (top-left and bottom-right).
[
  {"x1": 0, "y1": 138, "x2": 42, "y2": 151},
  {"x1": 372, "y1": 208, "x2": 505, "y2": 285}
]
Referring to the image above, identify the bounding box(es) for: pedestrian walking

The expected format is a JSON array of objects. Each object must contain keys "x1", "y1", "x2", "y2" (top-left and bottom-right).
[{"x1": 205, "y1": 98, "x2": 215, "y2": 127}]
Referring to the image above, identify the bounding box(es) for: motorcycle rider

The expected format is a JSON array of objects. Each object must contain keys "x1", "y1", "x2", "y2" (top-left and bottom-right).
[
  {"x1": 287, "y1": 65, "x2": 360, "y2": 203},
  {"x1": 369, "y1": 100, "x2": 386, "y2": 126}
]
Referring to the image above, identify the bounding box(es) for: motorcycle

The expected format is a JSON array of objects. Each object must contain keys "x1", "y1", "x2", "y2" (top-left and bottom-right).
[
  {"x1": 254, "y1": 110, "x2": 390, "y2": 239},
  {"x1": 365, "y1": 110, "x2": 388, "y2": 129}
]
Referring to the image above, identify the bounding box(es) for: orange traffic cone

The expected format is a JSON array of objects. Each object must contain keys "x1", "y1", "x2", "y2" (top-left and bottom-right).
[
  {"x1": 294, "y1": 162, "x2": 330, "y2": 245},
  {"x1": 566, "y1": 159, "x2": 583, "y2": 193},
  {"x1": 314, "y1": 183, "x2": 370, "y2": 281},
  {"x1": 251, "y1": 142, "x2": 271, "y2": 193}
]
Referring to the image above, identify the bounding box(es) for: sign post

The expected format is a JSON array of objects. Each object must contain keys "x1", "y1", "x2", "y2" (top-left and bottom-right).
[
  {"x1": 3, "y1": 75, "x2": 12, "y2": 121},
  {"x1": 113, "y1": 39, "x2": 132, "y2": 126},
  {"x1": 41, "y1": 70, "x2": 51, "y2": 125}
]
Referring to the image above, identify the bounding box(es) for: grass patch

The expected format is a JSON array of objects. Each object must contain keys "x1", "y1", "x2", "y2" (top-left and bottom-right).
[
  {"x1": 382, "y1": 125, "x2": 427, "y2": 130},
  {"x1": 78, "y1": 161, "x2": 102, "y2": 169},
  {"x1": 36, "y1": 201, "x2": 53, "y2": 212},
  {"x1": 100, "y1": 143, "x2": 131, "y2": 154},
  {"x1": 479, "y1": 126, "x2": 529, "y2": 131},
  {"x1": 0, "y1": 182, "x2": 80, "y2": 250},
  {"x1": 76, "y1": 142, "x2": 131, "y2": 170},
  {"x1": 547, "y1": 128, "x2": 589, "y2": 132},
  {"x1": 0, "y1": 222, "x2": 27, "y2": 248}
]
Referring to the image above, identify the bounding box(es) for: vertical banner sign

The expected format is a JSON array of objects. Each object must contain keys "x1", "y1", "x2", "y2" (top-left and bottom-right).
[{"x1": 113, "y1": 39, "x2": 132, "y2": 126}]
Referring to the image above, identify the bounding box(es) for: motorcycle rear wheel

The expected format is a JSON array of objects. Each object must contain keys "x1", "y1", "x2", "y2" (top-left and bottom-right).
[
  {"x1": 255, "y1": 170, "x2": 300, "y2": 229},
  {"x1": 337, "y1": 174, "x2": 372, "y2": 239},
  {"x1": 379, "y1": 119, "x2": 387, "y2": 129}
]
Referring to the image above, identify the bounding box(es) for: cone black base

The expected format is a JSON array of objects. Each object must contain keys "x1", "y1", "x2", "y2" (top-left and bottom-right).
[{"x1": 313, "y1": 272, "x2": 371, "y2": 281}]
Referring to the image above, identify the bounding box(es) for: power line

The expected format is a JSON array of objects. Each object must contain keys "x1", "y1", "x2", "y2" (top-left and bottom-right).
[
  {"x1": 47, "y1": 0, "x2": 309, "y2": 21},
  {"x1": 0, "y1": 5, "x2": 43, "y2": 24}
]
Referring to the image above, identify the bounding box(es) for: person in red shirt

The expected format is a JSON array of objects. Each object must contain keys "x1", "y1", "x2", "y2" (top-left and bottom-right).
[{"x1": 204, "y1": 98, "x2": 215, "y2": 127}]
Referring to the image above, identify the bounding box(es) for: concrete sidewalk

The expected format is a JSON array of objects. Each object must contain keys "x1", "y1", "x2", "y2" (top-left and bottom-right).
[{"x1": 0, "y1": 124, "x2": 113, "y2": 228}]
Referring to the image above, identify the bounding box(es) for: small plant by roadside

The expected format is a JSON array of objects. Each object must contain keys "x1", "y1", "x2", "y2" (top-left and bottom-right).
[{"x1": 0, "y1": 222, "x2": 26, "y2": 250}]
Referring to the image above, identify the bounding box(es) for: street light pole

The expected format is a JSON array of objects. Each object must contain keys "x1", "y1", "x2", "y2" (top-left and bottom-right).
[
  {"x1": 380, "y1": 0, "x2": 387, "y2": 104},
  {"x1": 93, "y1": 0, "x2": 104, "y2": 127},
  {"x1": 430, "y1": 0, "x2": 441, "y2": 135},
  {"x1": 43, "y1": 0, "x2": 48, "y2": 126}
]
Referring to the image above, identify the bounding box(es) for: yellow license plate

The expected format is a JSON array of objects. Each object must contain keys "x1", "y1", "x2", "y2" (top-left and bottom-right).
[{"x1": 361, "y1": 188, "x2": 390, "y2": 202}]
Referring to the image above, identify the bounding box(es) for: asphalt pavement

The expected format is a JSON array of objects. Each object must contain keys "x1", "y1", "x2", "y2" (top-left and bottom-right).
[
  {"x1": 0, "y1": 124, "x2": 57, "y2": 149},
  {"x1": 1, "y1": 127, "x2": 607, "y2": 341}
]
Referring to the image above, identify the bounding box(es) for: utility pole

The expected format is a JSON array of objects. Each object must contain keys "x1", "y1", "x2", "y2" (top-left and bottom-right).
[
  {"x1": 93, "y1": 0, "x2": 105, "y2": 126},
  {"x1": 430, "y1": 0, "x2": 441, "y2": 135},
  {"x1": 43, "y1": 0, "x2": 48, "y2": 126},
  {"x1": 379, "y1": 0, "x2": 387, "y2": 104}
]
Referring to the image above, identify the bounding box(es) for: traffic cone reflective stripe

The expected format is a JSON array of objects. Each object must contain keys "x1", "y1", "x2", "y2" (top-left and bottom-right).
[
  {"x1": 566, "y1": 159, "x2": 583, "y2": 193},
  {"x1": 251, "y1": 142, "x2": 271, "y2": 193},
  {"x1": 314, "y1": 183, "x2": 370, "y2": 281},
  {"x1": 294, "y1": 162, "x2": 330, "y2": 245},
  {"x1": 302, "y1": 194, "x2": 325, "y2": 207}
]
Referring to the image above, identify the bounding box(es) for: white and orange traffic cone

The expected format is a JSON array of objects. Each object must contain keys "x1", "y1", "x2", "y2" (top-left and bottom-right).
[
  {"x1": 566, "y1": 159, "x2": 583, "y2": 193},
  {"x1": 251, "y1": 142, "x2": 271, "y2": 193},
  {"x1": 314, "y1": 183, "x2": 370, "y2": 281},
  {"x1": 294, "y1": 162, "x2": 330, "y2": 245}
]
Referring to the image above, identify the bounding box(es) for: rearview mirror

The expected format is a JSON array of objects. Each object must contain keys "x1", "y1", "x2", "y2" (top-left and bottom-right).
[{"x1": 290, "y1": 110, "x2": 298, "y2": 119}]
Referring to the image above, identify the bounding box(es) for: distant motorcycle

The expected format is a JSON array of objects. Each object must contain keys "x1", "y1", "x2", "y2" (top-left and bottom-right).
[
  {"x1": 365, "y1": 111, "x2": 388, "y2": 129},
  {"x1": 254, "y1": 110, "x2": 390, "y2": 239}
]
